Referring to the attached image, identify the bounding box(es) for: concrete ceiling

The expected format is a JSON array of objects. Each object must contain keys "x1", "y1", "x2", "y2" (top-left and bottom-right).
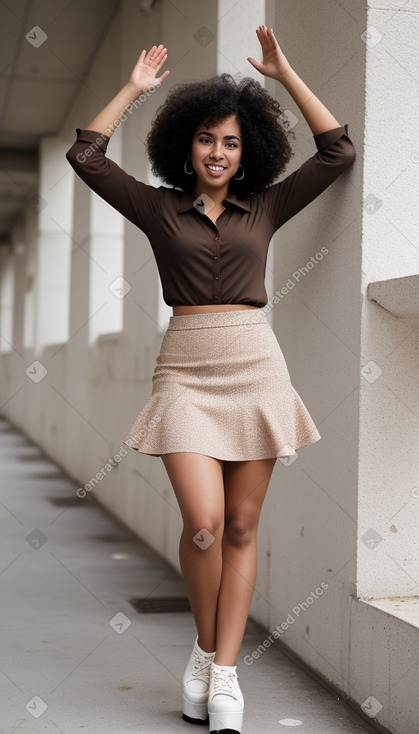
[{"x1": 0, "y1": 0, "x2": 121, "y2": 242}]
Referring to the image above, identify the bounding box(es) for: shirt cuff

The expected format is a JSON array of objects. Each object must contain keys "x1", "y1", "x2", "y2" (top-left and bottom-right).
[
  {"x1": 74, "y1": 128, "x2": 110, "y2": 153},
  {"x1": 313, "y1": 123, "x2": 349, "y2": 151}
]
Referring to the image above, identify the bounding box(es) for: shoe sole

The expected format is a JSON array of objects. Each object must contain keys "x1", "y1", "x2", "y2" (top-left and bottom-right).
[
  {"x1": 208, "y1": 709, "x2": 243, "y2": 733},
  {"x1": 182, "y1": 712, "x2": 209, "y2": 725},
  {"x1": 183, "y1": 694, "x2": 208, "y2": 725}
]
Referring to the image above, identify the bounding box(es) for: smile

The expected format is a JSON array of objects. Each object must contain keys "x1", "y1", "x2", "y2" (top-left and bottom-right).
[{"x1": 204, "y1": 164, "x2": 226, "y2": 178}]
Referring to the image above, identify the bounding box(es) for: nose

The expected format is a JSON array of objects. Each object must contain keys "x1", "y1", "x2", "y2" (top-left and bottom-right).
[{"x1": 209, "y1": 141, "x2": 224, "y2": 159}]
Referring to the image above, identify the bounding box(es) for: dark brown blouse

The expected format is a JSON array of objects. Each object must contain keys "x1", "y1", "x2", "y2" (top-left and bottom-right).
[{"x1": 65, "y1": 124, "x2": 355, "y2": 307}]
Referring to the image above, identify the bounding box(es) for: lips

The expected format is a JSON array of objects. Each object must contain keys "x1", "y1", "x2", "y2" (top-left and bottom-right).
[{"x1": 205, "y1": 163, "x2": 226, "y2": 177}]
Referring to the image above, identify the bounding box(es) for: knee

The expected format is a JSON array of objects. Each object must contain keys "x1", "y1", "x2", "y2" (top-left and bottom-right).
[
  {"x1": 183, "y1": 516, "x2": 223, "y2": 544},
  {"x1": 224, "y1": 516, "x2": 256, "y2": 548}
]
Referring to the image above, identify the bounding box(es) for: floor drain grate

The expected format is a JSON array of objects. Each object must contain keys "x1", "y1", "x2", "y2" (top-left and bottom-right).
[
  {"x1": 48, "y1": 496, "x2": 96, "y2": 506},
  {"x1": 90, "y1": 534, "x2": 136, "y2": 543},
  {"x1": 30, "y1": 472, "x2": 67, "y2": 480},
  {"x1": 129, "y1": 596, "x2": 192, "y2": 614},
  {"x1": 17, "y1": 453, "x2": 49, "y2": 461}
]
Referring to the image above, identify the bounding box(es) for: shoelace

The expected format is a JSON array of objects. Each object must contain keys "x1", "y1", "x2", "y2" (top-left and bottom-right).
[
  {"x1": 211, "y1": 667, "x2": 237, "y2": 698},
  {"x1": 191, "y1": 648, "x2": 214, "y2": 680}
]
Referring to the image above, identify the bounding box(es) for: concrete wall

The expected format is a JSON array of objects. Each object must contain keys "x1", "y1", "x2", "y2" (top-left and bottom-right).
[{"x1": 1, "y1": 2, "x2": 418, "y2": 733}]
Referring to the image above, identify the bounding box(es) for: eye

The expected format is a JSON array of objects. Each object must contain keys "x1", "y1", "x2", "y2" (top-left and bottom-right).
[
  {"x1": 198, "y1": 137, "x2": 212, "y2": 144},
  {"x1": 226, "y1": 142, "x2": 238, "y2": 148}
]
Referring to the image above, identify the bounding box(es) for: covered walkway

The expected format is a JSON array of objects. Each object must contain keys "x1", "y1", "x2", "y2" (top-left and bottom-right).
[{"x1": 0, "y1": 414, "x2": 378, "y2": 733}]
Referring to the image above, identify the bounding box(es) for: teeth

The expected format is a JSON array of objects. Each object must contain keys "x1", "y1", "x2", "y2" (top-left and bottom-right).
[{"x1": 207, "y1": 165, "x2": 225, "y2": 171}]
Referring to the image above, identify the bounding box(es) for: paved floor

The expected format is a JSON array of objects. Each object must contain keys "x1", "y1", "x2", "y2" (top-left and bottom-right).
[{"x1": 0, "y1": 414, "x2": 380, "y2": 734}]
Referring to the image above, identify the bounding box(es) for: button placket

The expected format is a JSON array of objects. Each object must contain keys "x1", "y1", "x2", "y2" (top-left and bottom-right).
[
  {"x1": 201, "y1": 213, "x2": 228, "y2": 303},
  {"x1": 213, "y1": 231, "x2": 221, "y2": 301}
]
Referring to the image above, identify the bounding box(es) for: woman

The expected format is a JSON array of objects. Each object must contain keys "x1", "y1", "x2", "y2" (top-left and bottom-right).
[{"x1": 66, "y1": 24, "x2": 355, "y2": 734}]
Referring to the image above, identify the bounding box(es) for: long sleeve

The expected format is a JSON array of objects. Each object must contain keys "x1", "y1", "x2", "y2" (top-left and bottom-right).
[
  {"x1": 65, "y1": 128, "x2": 161, "y2": 232},
  {"x1": 260, "y1": 124, "x2": 356, "y2": 231}
]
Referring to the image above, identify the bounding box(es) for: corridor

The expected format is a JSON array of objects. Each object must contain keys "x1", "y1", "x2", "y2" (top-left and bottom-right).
[{"x1": 0, "y1": 414, "x2": 379, "y2": 733}]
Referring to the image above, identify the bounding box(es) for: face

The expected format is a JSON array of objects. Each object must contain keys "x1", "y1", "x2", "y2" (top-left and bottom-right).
[{"x1": 189, "y1": 115, "x2": 242, "y2": 193}]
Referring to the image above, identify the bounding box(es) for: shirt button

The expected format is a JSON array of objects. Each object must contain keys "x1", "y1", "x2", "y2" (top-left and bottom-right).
[
  {"x1": 214, "y1": 276, "x2": 219, "y2": 280},
  {"x1": 214, "y1": 296, "x2": 220, "y2": 301},
  {"x1": 214, "y1": 235, "x2": 219, "y2": 241},
  {"x1": 214, "y1": 256, "x2": 218, "y2": 260}
]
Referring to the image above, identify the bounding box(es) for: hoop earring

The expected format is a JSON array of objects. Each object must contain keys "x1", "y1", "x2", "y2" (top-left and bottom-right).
[
  {"x1": 233, "y1": 164, "x2": 245, "y2": 181},
  {"x1": 184, "y1": 158, "x2": 194, "y2": 175}
]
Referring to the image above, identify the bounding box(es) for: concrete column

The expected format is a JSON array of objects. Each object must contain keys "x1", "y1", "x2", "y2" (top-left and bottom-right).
[
  {"x1": 10, "y1": 223, "x2": 26, "y2": 356},
  {"x1": 262, "y1": 0, "x2": 363, "y2": 694},
  {"x1": 216, "y1": 0, "x2": 275, "y2": 330},
  {"x1": 22, "y1": 211, "x2": 38, "y2": 352},
  {"x1": 0, "y1": 251, "x2": 14, "y2": 354},
  {"x1": 88, "y1": 133, "x2": 124, "y2": 346},
  {"x1": 33, "y1": 136, "x2": 72, "y2": 358},
  {"x1": 357, "y1": 0, "x2": 419, "y2": 599},
  {"x1": 86, "y1": 26, "x2": 125, "y2": 347},
  {"x1": 63, "y1": 171, "x2": 94, "y2": 475}
]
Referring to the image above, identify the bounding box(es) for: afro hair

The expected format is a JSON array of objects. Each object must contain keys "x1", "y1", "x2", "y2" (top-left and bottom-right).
[{"x1": 145, "y1": 73, "x2": 296, "y2": 198}]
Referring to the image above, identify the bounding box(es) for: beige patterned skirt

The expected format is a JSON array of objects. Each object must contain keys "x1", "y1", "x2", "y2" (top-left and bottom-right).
[{"x1": 122, "y1": 309, "x2": 321, "y2": 461}]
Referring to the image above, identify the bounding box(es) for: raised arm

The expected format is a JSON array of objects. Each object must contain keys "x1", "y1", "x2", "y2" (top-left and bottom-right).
[
  {"x1": 85, "y1": 45, "x2": 170, "y2": 137},
  {"x1": 248, "y1": 24, "x2": 342, "y2": 135},
  {"x1": 248, "y1": 24, "x2": 355, "y2": 231},
  {"x1": 65, "y1": 46, "x2": 170, "y2": 231}
]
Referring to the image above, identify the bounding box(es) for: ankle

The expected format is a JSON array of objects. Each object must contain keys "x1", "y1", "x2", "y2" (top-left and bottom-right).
[
  {"x1": 197, "y1": 637, "x2": 216, "y2": 655},
  {"x1": 212, "y1": 660, "x2": 237, "y2": 673},
  {"x1": 213, "y1": 657, "x2": 237, "y2": 667}
]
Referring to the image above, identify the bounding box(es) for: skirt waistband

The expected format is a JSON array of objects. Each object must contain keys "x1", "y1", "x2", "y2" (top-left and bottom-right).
[{"x1": 167, "y1": 308, "x2": 268, "y2": 330}]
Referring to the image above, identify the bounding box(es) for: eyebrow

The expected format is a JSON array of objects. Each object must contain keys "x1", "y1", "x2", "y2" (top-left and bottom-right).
[{"x1": 196, "y1": 131, "x2": 241, "y2": 140}]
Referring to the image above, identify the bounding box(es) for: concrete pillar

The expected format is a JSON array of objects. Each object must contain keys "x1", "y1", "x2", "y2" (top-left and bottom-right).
[
  {"x1": 10, "y1": 223, "x2": 26, "y2": 356},
  {"x1": 22, "y1": 211, "x2": 38, "y2": 352},
  {"x1": 261, "y1": 0, "x2": 363, "y2": 693},
  {"x1": 88, "y1": 132, "x2": 124, "y2": 346},
  {"x1": 357, "y1": 0, "x2": 419, "y2": 599},
  {"x1": 63, "y1": 171, "x2": 93, "y2": 474},
  {"x1": 33, "y1": 136, "x2": 72, "y2": 358},
  {"x1": 0, "y1": 251, "x2": 14, "y2": 354}
]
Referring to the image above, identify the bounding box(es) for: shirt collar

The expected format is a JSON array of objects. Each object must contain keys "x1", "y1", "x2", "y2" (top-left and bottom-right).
[{"x1": 178, "y1": 190, "x2": 251, "y2": 214}]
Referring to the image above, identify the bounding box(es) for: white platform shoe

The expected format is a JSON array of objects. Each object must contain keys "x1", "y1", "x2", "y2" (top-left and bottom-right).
[
  {"x1": 208, "y1": 661, "x2": 244, "y2": 733},
  {"x1": 182, "y1": 637, "x2": 216, "y2": 725}
]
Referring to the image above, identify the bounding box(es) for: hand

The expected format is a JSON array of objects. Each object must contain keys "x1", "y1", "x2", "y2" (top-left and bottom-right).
[
  {"x1": 247, "y1": 25, "x2": 292, "y2": 81},
  {"x1": 127, "y1": 44, "x2": 170, "y2": 94}
]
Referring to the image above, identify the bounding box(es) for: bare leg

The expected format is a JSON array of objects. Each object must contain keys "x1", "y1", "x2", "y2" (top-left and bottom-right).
[
  {"x1": 161, "y1": 452, "x2": 225, "y2": 653},
  {"x1": 214, "y1": 458, "x2": 276, "y2": 666}
]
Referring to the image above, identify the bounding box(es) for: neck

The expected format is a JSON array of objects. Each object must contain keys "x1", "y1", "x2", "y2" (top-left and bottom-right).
[{"x1": 193, "y1": 182, "x2": 230, "y2": 206}]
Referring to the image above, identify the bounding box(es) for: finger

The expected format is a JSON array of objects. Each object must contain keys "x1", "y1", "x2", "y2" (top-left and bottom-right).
[
  {"x1": 247, "y1": 57, "x2": 264, "y2": 73},
  {"x1": 152, "y1": 44, "x2": 165, "y2": 58},
  {"x1": 151, "y1": 44, "x2": 163, "y2": 59},
  {"x1": 266, "y1": 27, "x2": 279, "y2": 48},
  {"x1": 255, "y1": 26, "x2": 270, "y2": 53},
  {"x1": 155, "y1": 47, "x2": 168, "y2": 63},
  {"x1": 155, "y1": 52, "x2": 168, "y2": 71},
  {"x1": 145, "y1": 46, "x2": 157, "y2": 62},
  {"x1": 151, "y1": 48, "x2": 167, "y2": 68},
  {"x1": 258, "y1": 25, "x2": 276, "y2": 49},
  {"x1": 156, "y1": 70, "x2": 170, "y2": 84}
]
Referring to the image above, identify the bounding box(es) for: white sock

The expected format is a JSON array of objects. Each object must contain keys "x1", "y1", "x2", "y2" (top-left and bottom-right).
[{"x1": 212, "y1": 661, "x2": 237, "y2": 671}]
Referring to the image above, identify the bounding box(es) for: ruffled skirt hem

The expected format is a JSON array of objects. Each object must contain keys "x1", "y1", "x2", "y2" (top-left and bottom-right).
[{"x1": 122, "y1": 309, "x2": 321, "y2": 461}]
